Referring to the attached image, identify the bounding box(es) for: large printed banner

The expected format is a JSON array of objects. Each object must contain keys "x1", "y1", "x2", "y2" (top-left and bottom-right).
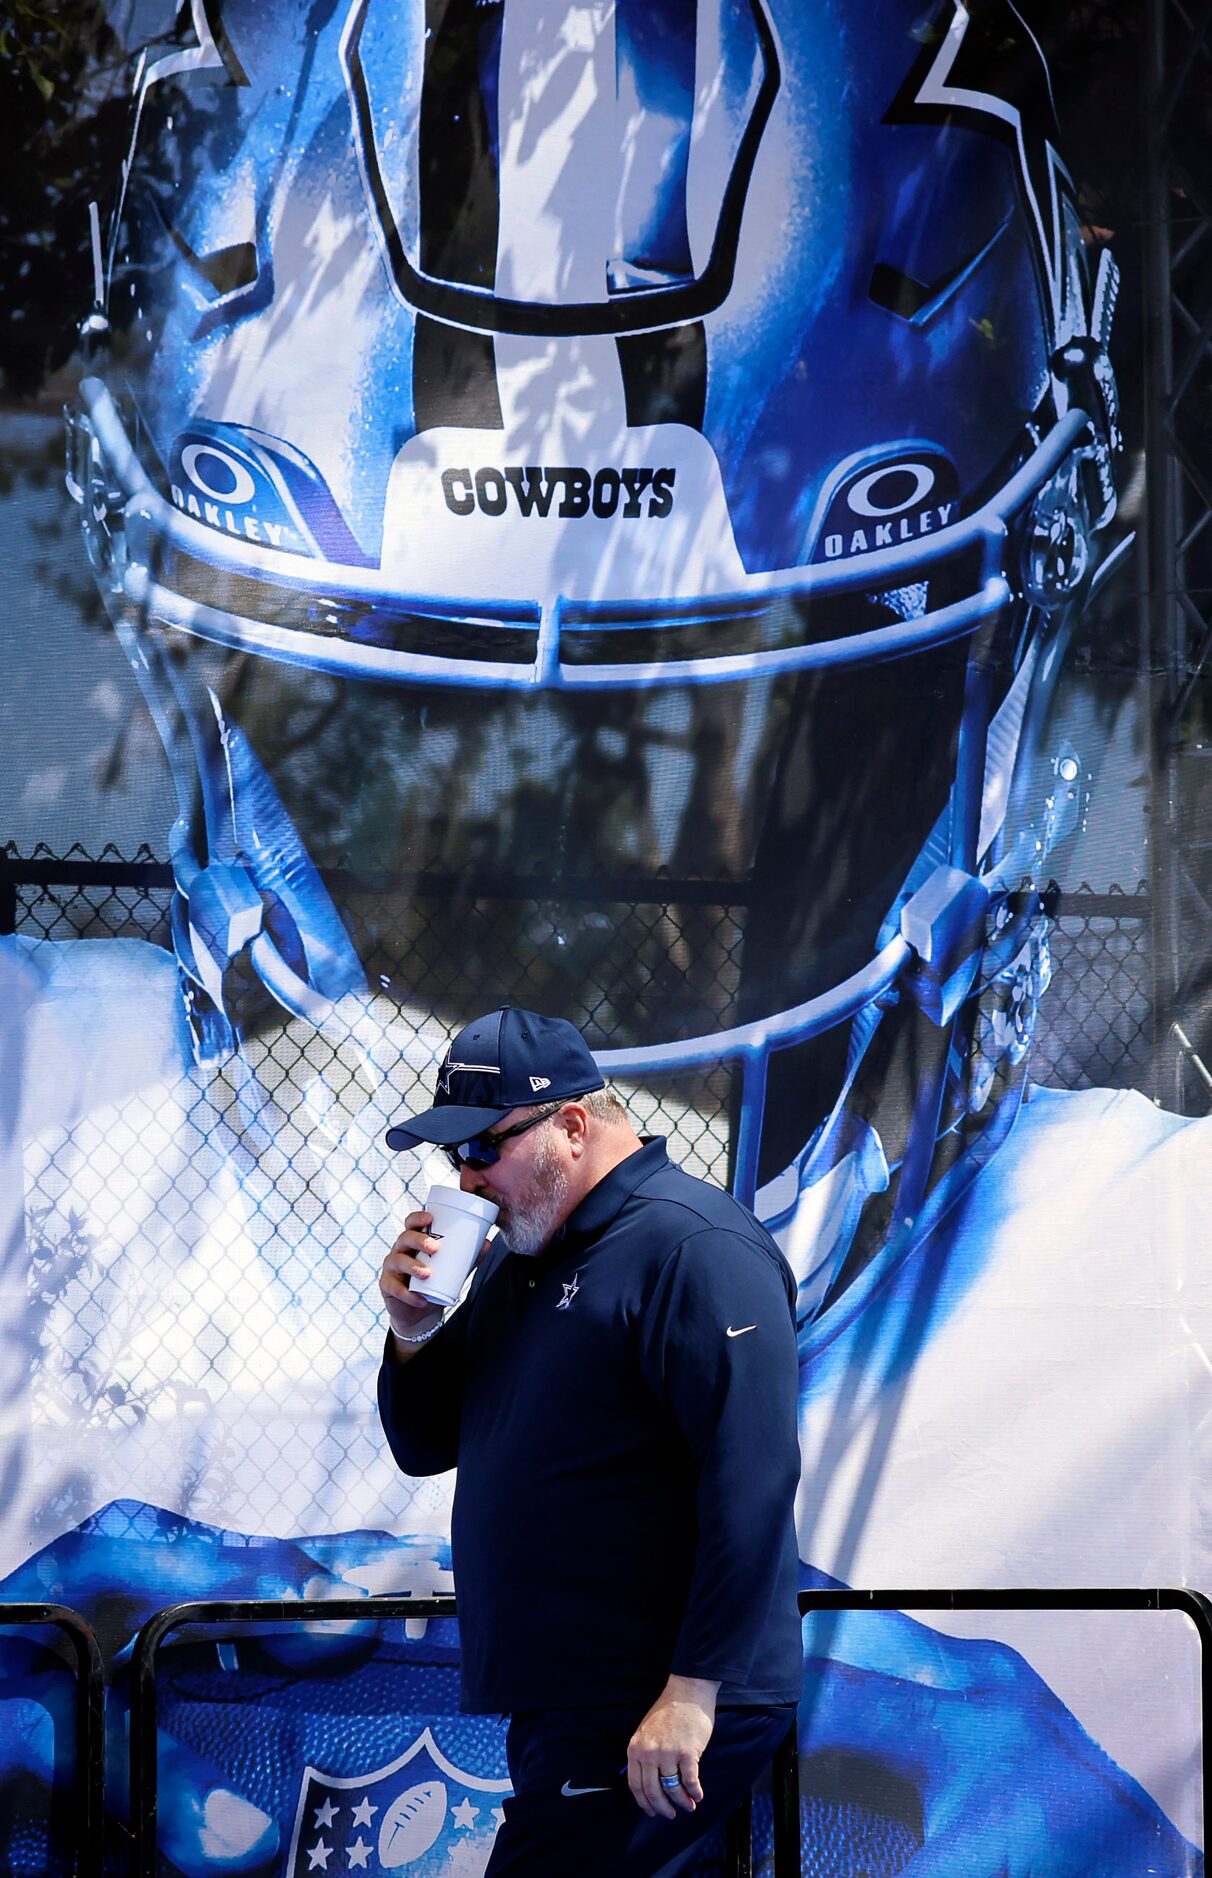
[{"x1": 1, "y1": 1, "x2": 1209, "y2": 1872}]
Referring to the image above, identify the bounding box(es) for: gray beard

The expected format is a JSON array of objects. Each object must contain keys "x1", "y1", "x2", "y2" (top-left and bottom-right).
[{"x1": 499, "y1": 1127, "x2": 571, "y2": 1257}]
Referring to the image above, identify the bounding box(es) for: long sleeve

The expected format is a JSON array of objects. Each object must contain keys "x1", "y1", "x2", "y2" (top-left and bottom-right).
[
  {"x1": 376, "y1": 1293, "x2": 472, "y2": 1477},
  {"x1": 639, "y1": 1227, "x2": 801, "y2": 1687}
]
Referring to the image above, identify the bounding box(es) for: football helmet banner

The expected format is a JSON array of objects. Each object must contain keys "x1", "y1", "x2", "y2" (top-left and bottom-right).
[{"x1": 0, "y1": 1, "x2": 1206, "y2": 1873}]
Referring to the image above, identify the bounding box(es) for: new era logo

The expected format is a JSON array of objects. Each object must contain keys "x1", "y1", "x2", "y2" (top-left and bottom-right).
[{"x1": 529, "y1": 1076, "x2": 552, "y2": 1092}]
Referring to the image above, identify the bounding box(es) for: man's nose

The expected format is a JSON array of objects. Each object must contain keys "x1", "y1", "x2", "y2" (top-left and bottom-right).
[{"x1": 460, "y1": 1164, "x2": 486, "y2": 1195}]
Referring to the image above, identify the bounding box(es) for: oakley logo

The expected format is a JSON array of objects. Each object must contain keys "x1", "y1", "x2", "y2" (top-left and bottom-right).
[
  {"x1": 180, "y1": 442, "x2": 257, "y2": 506},
  {"x1": 170, "y1": 482, "x2": 293, "y2": 547},
  {"x1": 529, "y1": 1076, "x2": 551, "y2": 1092},
  {"x1": 822, "y1": 502, "x2": 955, "y2": 561},
  {"x1": 847, "y1": 460, "x2": 937, "y2": 517},
  {"x1": 726, "y1": 1325, "x2": 756, "y2": 1338},
  {"x1": 561, "y1": 1782, "x2": 610, "y2": 1798},
  {"x1": 813, "y1": 449, "x2": 961, "y2": 567},
  {"x1": 441, "y1": 466, "x2": 676, "y2": 521}
]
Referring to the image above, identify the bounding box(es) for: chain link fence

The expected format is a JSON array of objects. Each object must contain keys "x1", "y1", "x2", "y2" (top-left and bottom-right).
[
  {"x1": 2, "y1": 846, "x2": 1156, "y2": 1543},
  {"x1": 1030, "y1": 888, "x2": 1155, "y2": 1095}
]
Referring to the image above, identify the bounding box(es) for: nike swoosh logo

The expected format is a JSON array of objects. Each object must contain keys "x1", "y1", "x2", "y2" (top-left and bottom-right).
[
  {"x1": 726, "y1": 1324, "x2": 757, "y2": 1337},
  {"x1": 561, "y1": 1782, "x2": 611, "y2": 1797}
]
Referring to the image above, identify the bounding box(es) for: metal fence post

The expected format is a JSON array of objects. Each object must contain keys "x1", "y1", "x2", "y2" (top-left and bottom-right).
[{"x1": 0, "y1": 1601, "x2": 105, "y2": 1878}]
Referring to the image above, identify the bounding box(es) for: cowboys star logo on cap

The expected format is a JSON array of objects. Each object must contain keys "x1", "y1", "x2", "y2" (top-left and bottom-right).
[
  {"x1": 385, "y1": 1008, "x2": 605, "y2": 1154},
  {"x1": 437, "y1": 1059, "x2": 500, "y2": 1097}
]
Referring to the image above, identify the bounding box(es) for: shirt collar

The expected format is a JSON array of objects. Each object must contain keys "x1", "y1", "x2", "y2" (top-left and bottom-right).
[{"x1": 546, "y1": 1136, "x2": 669, "y2": 1257}]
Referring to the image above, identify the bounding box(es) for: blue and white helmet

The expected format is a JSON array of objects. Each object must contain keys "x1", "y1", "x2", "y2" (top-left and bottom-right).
[{"x1": 69, "y1": 0, "x2": 1122, "y2": 1300}]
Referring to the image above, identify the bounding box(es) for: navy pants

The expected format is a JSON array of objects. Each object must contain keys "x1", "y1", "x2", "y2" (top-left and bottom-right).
[{"x1": 483, "y1": 1701, "x2": 795, "y2": 1877}]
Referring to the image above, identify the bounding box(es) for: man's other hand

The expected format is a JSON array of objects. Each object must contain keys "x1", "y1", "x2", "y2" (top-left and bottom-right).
[{"x1": 626, "y1": 1674, "x2": 719, "y2": 1818}]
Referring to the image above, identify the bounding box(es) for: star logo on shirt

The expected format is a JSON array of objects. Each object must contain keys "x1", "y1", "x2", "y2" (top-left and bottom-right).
[{"x1": 556, "y1": 1272, "x2": 581, "y2": 1310}]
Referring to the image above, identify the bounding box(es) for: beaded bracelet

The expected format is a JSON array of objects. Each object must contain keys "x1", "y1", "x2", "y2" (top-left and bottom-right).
[{"x1": 392, "y1": 1313, "x2": 446, "y2": 1345}]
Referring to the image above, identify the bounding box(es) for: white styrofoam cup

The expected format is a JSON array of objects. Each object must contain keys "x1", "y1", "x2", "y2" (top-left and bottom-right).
[{"x1": 409, "y1": 1184, "x2": 499, "y2": 1307}]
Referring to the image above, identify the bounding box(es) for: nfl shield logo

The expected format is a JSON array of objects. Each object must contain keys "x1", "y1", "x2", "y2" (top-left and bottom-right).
[{"x1": 286, "y1": 1727, "x2": 511, "y2": 1876}]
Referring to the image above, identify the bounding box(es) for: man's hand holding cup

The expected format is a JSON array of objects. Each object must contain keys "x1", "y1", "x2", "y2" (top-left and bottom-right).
[
  {"x1": 379, "y1": 1210, "x2": 447, "y2": 1342},
  {"x1": 380, "y1": 1188, "x2": 499, "y2": 1353}
]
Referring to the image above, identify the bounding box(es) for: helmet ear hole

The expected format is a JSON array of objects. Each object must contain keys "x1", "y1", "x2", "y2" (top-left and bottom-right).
[{"x1": 1022, "y1": 456, "x2": 1092, "y2": 608}]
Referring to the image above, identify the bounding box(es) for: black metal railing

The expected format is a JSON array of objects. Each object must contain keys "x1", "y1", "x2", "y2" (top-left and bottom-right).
[
  {"x1": 124, "y1": 1587, "x2": 1211, "y2": 1878},
  {"x1": 0, "y1": 1602, "x2": 105, "y2": 1878},
  {"x1": 0, "y1": 1586, "x2": 1200, "y2": 1871},
  {"x1": 789, "y1": 1586, "x2": 1212, "y2": 1878},
  {"x1": 127, "y1": 1594, "x2": 791, "y2": 1878},
  {"x1": 128, "y1": 1596, "x2": 457, "y2": 1878}
]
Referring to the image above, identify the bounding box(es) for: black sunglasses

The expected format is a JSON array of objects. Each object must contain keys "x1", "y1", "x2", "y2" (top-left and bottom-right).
[{"x1": 441, "y1": 1099, "x2": 572, "y2": 1173}]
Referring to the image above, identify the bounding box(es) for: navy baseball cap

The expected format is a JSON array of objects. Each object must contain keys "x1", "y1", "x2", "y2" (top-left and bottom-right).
[{"x1": 385, "y1": 1008, "x2": 605, "y2": 1151}]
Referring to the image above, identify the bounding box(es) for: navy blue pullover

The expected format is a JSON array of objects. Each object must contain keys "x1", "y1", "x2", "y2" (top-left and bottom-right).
[{"x1": 377, "y1": 1139, "x2": 803, "y2": 1714}]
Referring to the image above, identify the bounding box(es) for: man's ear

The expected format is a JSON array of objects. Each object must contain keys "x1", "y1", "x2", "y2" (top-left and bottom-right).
[{"x1": 561, "y1": 1101, "x2": 590, "y2": 1155}]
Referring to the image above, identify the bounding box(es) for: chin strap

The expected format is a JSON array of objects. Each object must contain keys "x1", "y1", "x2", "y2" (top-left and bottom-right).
[{"x1": 166, "y1": 693, "x2": 366, "y2": 1063}]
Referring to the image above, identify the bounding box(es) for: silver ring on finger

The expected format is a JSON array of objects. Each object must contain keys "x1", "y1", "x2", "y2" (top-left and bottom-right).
[{"x1": 659, "y1": 1774, "x2": 682, "y2": 1790}]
